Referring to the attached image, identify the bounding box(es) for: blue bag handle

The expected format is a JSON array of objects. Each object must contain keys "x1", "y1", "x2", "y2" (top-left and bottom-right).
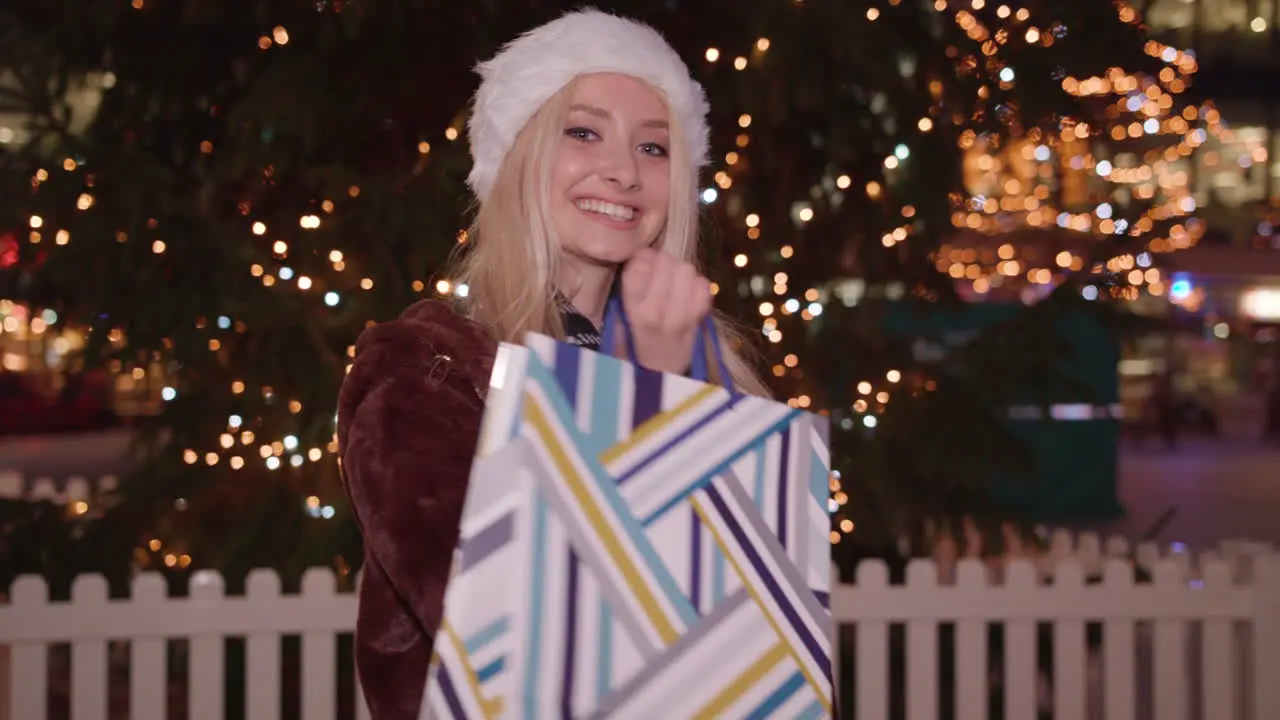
[
  {"x1": 600, "y1": 294, "x2": 733, "y2": 391},
  {"x1": 690, "y1": 315, "x2": 733, "y2": 391},
  {"x1": 600, "y1": 294, "x2": 639, "y2": 366}
]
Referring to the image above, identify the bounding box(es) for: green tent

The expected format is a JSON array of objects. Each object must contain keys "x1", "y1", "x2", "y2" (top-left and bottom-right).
[{"x1": 884, "y1": 302, "x2": 1125, "y2": 522}]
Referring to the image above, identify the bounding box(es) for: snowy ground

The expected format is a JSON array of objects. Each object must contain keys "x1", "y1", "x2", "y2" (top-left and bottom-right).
[{"x1": 1077, "y1": 438, "x2": 1280, "y2": 551}]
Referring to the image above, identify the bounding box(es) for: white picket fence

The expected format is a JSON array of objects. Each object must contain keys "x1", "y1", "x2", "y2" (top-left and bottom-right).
[{"x1": 2, "y1": 532, "x2": 1279, "y2": 720}]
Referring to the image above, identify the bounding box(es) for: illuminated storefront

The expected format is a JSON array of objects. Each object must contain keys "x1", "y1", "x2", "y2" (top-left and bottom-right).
[
  {"x1": 1147, "y1": 0, "x2": 1279, "y2": 248},
  {"x1": 0, "y1": 299, "x2": 165, "y2": 419},
  {"x1": 1109, "y1": 246, "x2": 1280, "y2": 436},
  {"x1": 937, "y1": 0, "x2": 1280, "y2": 434}
]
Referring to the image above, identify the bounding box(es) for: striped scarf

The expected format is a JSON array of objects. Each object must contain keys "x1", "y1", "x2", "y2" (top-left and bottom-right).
[{"x1": 555, "y1": 294, "x2": 602, "y2": 351}]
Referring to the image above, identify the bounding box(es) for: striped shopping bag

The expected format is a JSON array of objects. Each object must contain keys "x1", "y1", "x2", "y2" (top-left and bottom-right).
[{"x1": 423, "y1": 302, "x2": 834, "y2": 719}]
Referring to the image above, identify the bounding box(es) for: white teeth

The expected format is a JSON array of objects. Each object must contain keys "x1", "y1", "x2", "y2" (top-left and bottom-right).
[{"x1": 575, "y1": 198, "x2": 636, "y2": 221}]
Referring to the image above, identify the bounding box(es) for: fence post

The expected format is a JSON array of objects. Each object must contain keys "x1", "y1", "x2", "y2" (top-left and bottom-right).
[
  {"x1": 0, "y1": 634, "x2": 7, "y2": 720},
  {"x1": 1252, "y1": 552, "x2": 1280, "y2": 715},
  {"x1": 6, "y1": 576, "x2": 48, "y2": 720}
]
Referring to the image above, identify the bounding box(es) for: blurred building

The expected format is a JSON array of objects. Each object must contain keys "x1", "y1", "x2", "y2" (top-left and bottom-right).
[
  {"x1": 1148, "y1": 0, "x2": 1278, "y2": 245},
  {"x1": 1133, "y1": 0, "x2": 1280, "y2": 435},
  {"x1": 935, "y1": 0, "x2": 1280, "y2": 436},
  {"x1": 0, "y1": 299, "x2": 165, "y2": 432}
]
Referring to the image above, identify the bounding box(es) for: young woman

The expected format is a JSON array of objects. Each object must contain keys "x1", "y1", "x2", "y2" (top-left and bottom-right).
[{"x1": 337, "y1": 10, "x2": 767, "y2": 717}]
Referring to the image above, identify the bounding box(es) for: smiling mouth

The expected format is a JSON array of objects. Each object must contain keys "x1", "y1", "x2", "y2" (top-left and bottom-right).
[{"x1": 575, "y1": 198, "x2": 638, "y2": 222}]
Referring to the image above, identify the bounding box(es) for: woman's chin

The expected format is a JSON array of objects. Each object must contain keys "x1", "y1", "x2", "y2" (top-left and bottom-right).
[
  {"x1": 589, "y1": 251, "x2": 636, "y2": 267},
  {"x1": 567, "y1": 243, "x2": 643, "y2": 268}
]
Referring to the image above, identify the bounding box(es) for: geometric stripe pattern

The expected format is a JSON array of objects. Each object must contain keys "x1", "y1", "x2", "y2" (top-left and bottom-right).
[{"x1": 423, "y1": 333, "x2": 833, "y2": 719}]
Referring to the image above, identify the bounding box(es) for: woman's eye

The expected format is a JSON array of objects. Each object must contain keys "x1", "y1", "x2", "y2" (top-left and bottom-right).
[
  {"x1": 566, "y1": 127, "x2": 597, "y2": 141},
  {"x1": 640, "y1": 143, "x2": 668, "y2": 157}
]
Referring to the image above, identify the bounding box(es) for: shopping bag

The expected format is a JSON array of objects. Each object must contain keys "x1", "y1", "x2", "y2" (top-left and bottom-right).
[{"x1": 422, "y1": 302, "x2": 834, "y2": 719}]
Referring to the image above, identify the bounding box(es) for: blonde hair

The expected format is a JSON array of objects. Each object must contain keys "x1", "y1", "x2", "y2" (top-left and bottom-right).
[{"x1": 449, "y1": 77, "x2": 770, "y2": 397}]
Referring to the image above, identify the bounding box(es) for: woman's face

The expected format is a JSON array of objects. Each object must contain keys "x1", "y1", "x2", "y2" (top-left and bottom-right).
[{"x1": 549, "y1": 73, "x2": 672, "y2": 273}]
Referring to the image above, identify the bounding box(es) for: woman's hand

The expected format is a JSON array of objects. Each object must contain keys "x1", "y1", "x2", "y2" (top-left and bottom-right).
[{"x1": 619, "y1": 247, "x2": 712, "y2": 375}]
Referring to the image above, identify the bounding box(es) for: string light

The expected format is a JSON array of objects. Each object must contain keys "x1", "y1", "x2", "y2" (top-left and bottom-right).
[
  {"x1": 685, "y1": 1, "x2": 1261, "y2": 541},
  {"x1": 5, "y1": 1, "x2": 1263, "y2": 557},
  {"x1": 940, "y1": 3, "x2": 1264, "y2": 305}
]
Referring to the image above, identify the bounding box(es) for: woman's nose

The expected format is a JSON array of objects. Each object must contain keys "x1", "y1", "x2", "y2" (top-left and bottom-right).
[{"x1": 601, "y1": 144, "x2": 641, "y2": 191}]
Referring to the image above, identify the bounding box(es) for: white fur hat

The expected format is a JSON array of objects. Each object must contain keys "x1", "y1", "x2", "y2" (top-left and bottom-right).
[{"x1": 465, "y1": 9, "x2": 710, "y2": 201}]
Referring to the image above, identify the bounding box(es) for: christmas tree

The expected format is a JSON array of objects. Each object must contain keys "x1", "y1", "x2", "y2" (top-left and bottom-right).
[{"x1": 0, "y1": 0, "x2": 1235, "y2": 587}]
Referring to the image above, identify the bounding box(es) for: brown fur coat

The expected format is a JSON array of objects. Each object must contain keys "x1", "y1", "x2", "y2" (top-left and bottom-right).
[{"x1": 336, "y1": 299, "x2": 496, "y2": 720}]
